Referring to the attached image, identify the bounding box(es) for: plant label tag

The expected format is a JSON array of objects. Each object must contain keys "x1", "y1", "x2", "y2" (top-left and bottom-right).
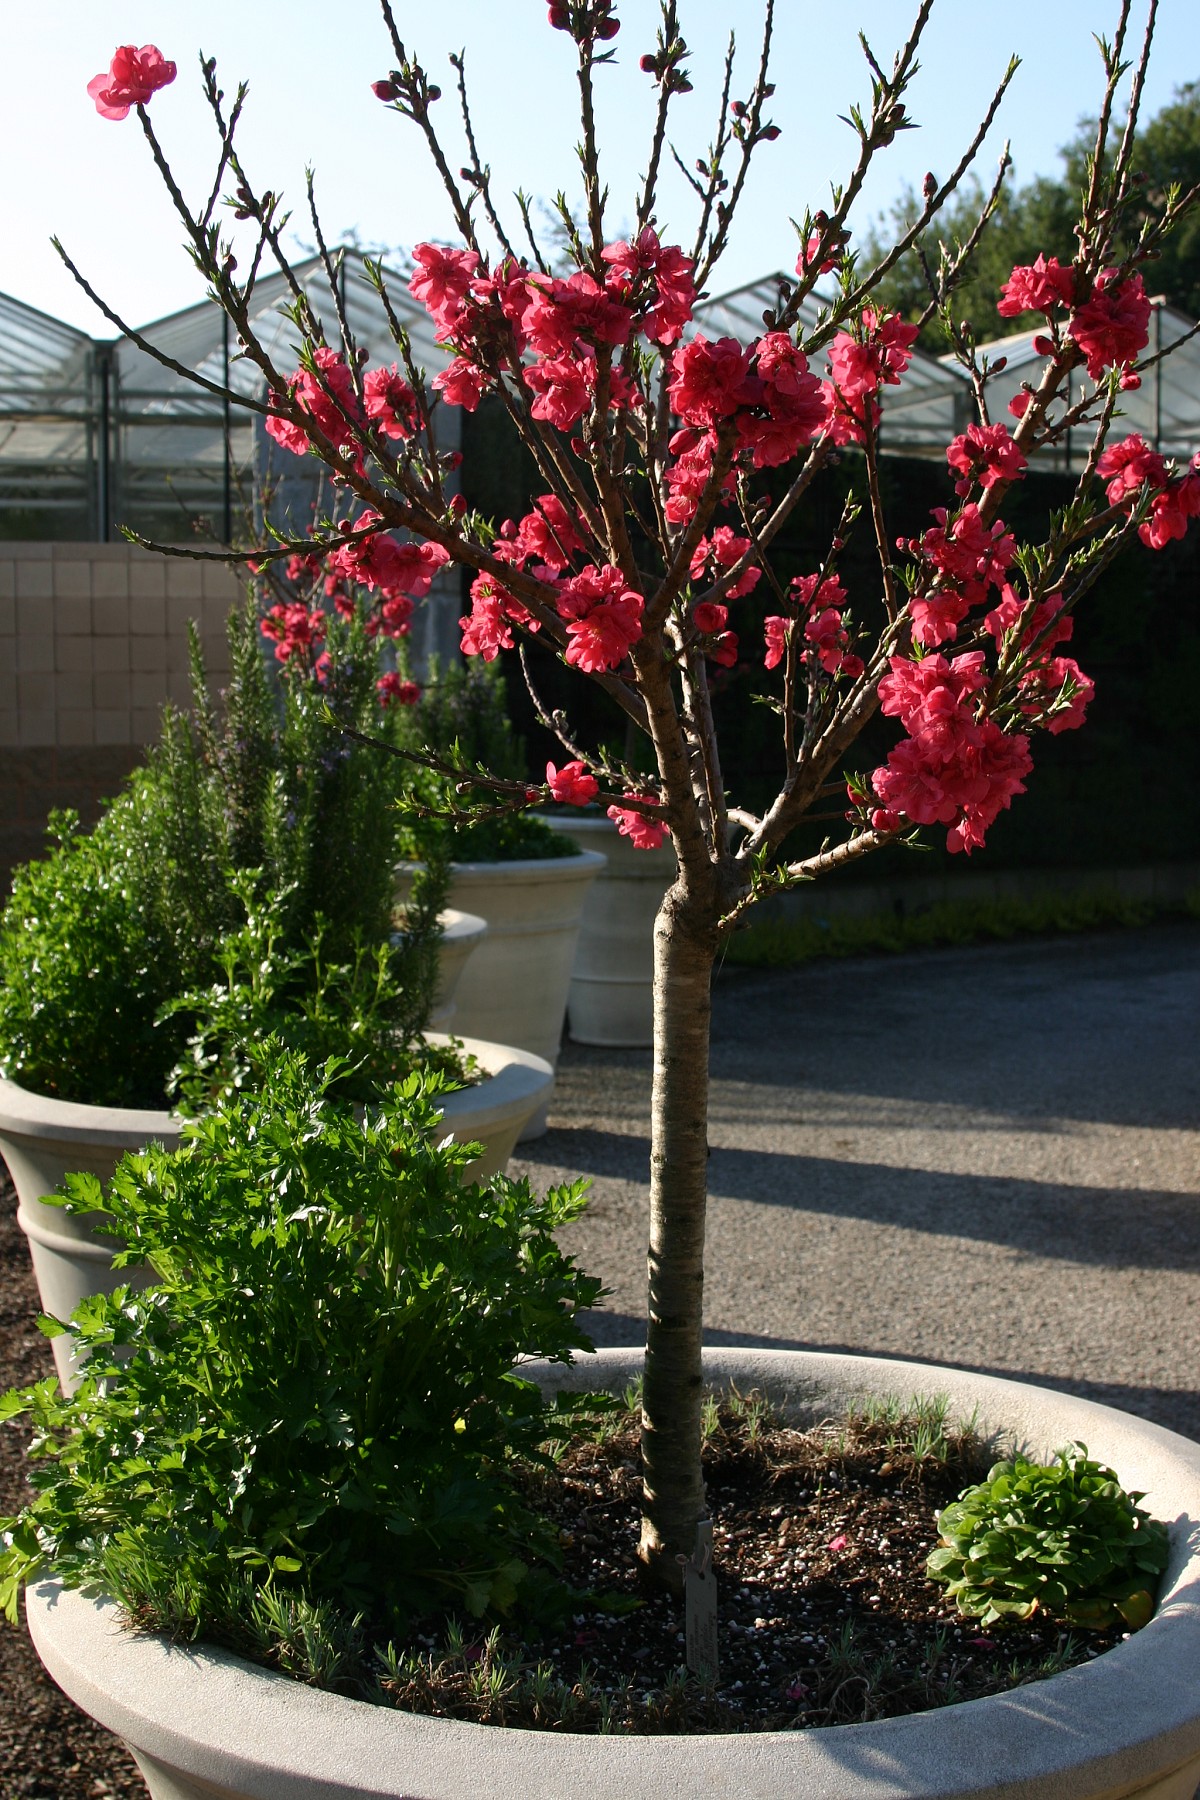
[{"x1": 682, "y1": 1516, "x2": 718, "y2": 1683}]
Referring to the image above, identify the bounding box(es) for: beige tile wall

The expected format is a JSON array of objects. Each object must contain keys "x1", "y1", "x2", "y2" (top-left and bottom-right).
[{"x1": 0, "y1": 543, "x2": 239, "y2": 749}]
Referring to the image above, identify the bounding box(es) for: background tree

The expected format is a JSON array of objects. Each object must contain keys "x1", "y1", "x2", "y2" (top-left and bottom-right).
[{"x1": 866, "y1": 81, "x2": 1200, "y2": 349}]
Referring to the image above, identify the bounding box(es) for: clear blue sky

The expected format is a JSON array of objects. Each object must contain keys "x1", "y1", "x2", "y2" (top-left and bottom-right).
[{"x1": 5, "y1": 1, "x2": 1199, "y2": 337}]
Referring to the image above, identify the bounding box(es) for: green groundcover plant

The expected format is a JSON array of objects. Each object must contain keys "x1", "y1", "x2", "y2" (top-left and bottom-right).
[
  {"x1": 394, "y1": 656, "x2": 581, "y2": 863},
  {"x1": 0, "y1": 1051, "x2": 603, "y2": 1648},
  {"x1": 927, "y1": 1444, "x2": 1170, "y2": 1629}
]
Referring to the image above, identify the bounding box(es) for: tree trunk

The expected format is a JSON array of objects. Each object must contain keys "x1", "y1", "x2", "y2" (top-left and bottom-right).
[{"x1": 638, "y1": 877, "x2": 717, "y2": 1589}]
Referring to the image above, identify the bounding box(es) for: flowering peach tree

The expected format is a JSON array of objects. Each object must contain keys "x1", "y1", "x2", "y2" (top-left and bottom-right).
[{"x1": 76, "y1": 2, "x2": 1200, "y2": 1590}]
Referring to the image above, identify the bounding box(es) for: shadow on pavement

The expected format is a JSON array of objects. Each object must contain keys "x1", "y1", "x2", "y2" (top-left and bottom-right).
[
  {"x1": 709, "y1": 922, "x2": 1200, "y2": 1133},
  {"x1": 530, "y1": 1125, "x2": 1200, "y2": 1274}
]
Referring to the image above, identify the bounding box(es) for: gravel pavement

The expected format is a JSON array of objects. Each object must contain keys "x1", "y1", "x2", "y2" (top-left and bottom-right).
[{"x1": 511, "y1": 919, "x2": 1200, "y2": 1441}]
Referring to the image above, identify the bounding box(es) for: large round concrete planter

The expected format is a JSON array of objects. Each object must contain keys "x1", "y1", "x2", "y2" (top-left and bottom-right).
[
  {"x1": 545, "y1": 817, "x2": 676, "y2": 1047},
  {"x1": 0, "y1": 1036, "x2": 551, "y2": 1389},
  {"x1": 25, "y1": 1346, "x2": 1200, "y2": 1800},
  {"x1": 395, "y1": 850, "x2": 606, "y2": 1137}
]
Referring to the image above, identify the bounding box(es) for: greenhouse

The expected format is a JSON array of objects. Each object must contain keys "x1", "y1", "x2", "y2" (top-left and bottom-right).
[
  {"x1": 4, "y1": 260, "x2": 1198, "y2": 551},
  {"x1": 0, "y1": 253, "x2": 457, "y2": 545},
  {"x1": 695, "y1": 276, "x2": 1200, "y2": 469},
  {"x1": 959, "y1": 299, "x2": 1200, "y2": 472}
]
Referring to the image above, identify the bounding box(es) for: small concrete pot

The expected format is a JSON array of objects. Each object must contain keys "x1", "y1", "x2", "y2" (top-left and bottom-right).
[
  {"x1": 391, "y1": 907, "x2": 489, "y2": 1029},
  {"x1": 429, "y1": 907, "x2": 489, "y2": 1026},
  {"x1": 26, "y1": 1346, "x2": 1200, "y2": 1800},
  {"x1": 544, "y1": 817, "x2": 676, "y2": 1048},
  {"x1": 395, "y1": 850, "x2": 606, "y2": 1137},
  {"x1": 0, "y1": 1034, "x2": 552, "y2": 1390}
]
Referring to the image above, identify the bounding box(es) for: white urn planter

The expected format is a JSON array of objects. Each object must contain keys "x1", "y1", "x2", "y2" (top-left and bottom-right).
[
  {"x1": 0, "y1": 1034, "x2": 551, "y2": 1390},
  {"x1": 545, "y1": 816, "x2": 677, "y2": 1047},
  {"x1": 25, "y1": 1346, "x2": 1200, "y2": 1800},
  {"x1": 395, "y1": 849, "x2": 606, "y2": 1137}
]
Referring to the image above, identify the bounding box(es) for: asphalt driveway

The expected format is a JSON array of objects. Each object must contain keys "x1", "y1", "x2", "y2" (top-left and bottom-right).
[{"x1": 512, "y1": 920, "x2": 1200, "y2": 1439}]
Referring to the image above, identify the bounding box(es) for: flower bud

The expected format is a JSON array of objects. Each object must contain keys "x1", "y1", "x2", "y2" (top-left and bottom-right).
[
  {"x1": 760, "y1": 124, "x2": 781, "y2": 141},
  {"x1": 426, "y1": 84, "x2": 441, "y2": 100},
  {"x1": 595, "y1": 16, "x2": 620, "y2": 39},
  {"x1": 639, "y1": 53, "x2": 657, "y2": 71},
  {"x1": 548, "y1": 5, "x2": 570, "y2": 27},
  {"x1": 371, "y1": 78, "x2": 399, "y2": 101}
]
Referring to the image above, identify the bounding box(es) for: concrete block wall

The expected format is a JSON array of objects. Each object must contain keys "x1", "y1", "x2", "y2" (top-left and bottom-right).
[
  {"x1": 0, "y1": 542, "x2": 238, "y2": 750},
  {"x1": 0, "y1": 543, "x2": 240, "y2": 890}
]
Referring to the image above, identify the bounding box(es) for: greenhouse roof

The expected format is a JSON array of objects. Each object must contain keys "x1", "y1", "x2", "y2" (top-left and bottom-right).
[
  {"x1": 0, "y1": 253, "x2": 457, "y2": 539},
  {"x1": 114, "y1": 252, "x2": 452, "y2": 410},
  {"x1": 950, "y1": 301, "x2": 1200, "y2": 472}
]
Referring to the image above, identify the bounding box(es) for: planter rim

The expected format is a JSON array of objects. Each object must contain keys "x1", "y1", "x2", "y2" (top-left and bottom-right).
[
  {"x1": 438, "y1": 908, "x2": 488, "y2": 946},
  {"x1": 0, "y1": 1034, "x2": 550, "y2": 1153},
  {"x1": 541, "y1": 814, "x2": 615, "y2": 832},
  {"x1": 0, "y1": 1073, "x2": 175, "y2": 1147},
  {"x1": 426, "y1": 1033, "x2": 553, "y2": 1134},
  {"x1": 25, "y1": 1345, "x2": 1200, "y2": 1800},
  {"x1": 544, "y1": 816, "x2": 677, "y2": 872}
]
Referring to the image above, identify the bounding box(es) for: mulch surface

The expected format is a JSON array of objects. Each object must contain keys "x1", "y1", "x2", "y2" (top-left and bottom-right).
[
  {"x1": 0, "y1": 1177, "x2": 146, "y2": 1799},
  {"x1": 385, "y1": 1402, "x2": 1119, "y2": 1733}
]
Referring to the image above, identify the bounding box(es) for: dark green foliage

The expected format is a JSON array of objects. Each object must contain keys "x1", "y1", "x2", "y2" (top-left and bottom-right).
[
  {"x1": 723, "y1": 887, "x2": 1177, "y2": 969},
  {"x1": 0, "y1": 600, "x2": 444, "y2": 1106},
  {"x1": 154, "y1": 604, "x2": 407, "y2": 965},
  {"x1": 927, "y1": 1444, "x2": 1170, "y2": 1630},
  {"x1": 0, "y1": 1052, "x2": 603, "y2": 1643},
  {"x1": 397, "y1": 656, "x2": 577, "y2": 863},
  {"x1": 0, "y1": 805, "x2": 190, "y2": 1107},
  {"x1": 162, "y1": 871, "x2": 458, "y2": 1113}
]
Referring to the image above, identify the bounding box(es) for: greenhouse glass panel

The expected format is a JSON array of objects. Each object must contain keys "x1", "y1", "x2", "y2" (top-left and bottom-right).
[{"x1": 0, "y1": 253, "x2": 454, "y2": 544}]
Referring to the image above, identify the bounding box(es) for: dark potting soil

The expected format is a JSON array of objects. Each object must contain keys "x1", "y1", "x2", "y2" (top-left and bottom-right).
[{"x1": 380, "y1": 1397, "x2": 1127, "y2": 1733}]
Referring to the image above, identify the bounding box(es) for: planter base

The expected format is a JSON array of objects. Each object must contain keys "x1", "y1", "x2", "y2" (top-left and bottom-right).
[
  {"x1": 544, "y1": 818, "x2": 675, "y2": 1048},
  {"x1": 25, "y1": 1347, "x2": 1200, "y2": 1799}
]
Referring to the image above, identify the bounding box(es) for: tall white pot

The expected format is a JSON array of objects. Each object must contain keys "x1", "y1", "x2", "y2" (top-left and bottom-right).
[
  {"x1": 544, "y1": 817, "x2": 676, "y2": 1047},
  {"x1": 395, "y1": 850, "x2": 606, "y2": 1137},
  {"x1": 0, "y1": 1033, "x2": 551, "y2": 1391},
  {"x1": 27, "y1": 1346, "x2": 1200, "y2": 1800}
]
